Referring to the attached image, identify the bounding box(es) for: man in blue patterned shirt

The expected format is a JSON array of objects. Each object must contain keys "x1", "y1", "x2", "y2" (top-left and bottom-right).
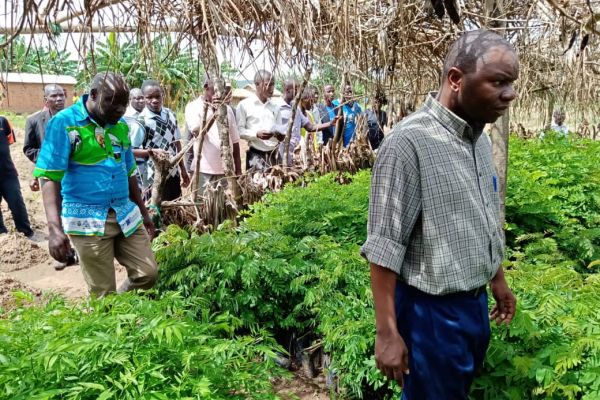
[{"x1": 34, "y1": 72, "x2": 157, "y2": 297}]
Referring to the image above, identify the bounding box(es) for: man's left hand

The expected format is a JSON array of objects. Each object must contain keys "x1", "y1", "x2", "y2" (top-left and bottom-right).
[
  {"x1": 490, "y1": 278, "x2": 516, "y2": 325},
  {"x1": 143, "y1": 214, "x2": 156, "y2": 239}
]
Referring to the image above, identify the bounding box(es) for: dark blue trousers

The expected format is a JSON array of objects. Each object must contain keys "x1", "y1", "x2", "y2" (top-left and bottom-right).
[
  {"x1": 395, "y1": 281, "x2": 490, "y2": 400},
  {"x1": 0, "y1": 174, "x2": 33, "y2": 237}
]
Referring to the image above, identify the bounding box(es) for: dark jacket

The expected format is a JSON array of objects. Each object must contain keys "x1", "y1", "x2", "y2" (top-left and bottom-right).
[
  {"x1": 23, "y1": 109, "x2": 53, "y2": 163},
  {"x1": 365, "y1": 109, "x2": 387, "y2": 150}
]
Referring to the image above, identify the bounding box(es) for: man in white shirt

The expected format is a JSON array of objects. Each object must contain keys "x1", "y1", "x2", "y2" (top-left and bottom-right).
[
  {"x1": 236, "y1": 70, "x2": 284, "y2": 170},
  {"x1": 185, "y1": 78, "x2": 242, "y2": 192}
]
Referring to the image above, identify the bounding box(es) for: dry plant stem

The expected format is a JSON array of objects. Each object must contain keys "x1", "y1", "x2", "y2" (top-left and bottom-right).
[
  {"x1": 283, "y1": 66, "x2": 312, "y2": 167},
  {"x1": 191, "y1": 100, "x2": 210, "y2": 199},
  {"x1": 330, "y1": 72, "x2": 348, "y2": 170},
  {"x1": 191, "y1": 129, "x2": 207, "y2": 199},
  {"x1": 170, "y1": 112, "x2": 218, "y2": 169}
]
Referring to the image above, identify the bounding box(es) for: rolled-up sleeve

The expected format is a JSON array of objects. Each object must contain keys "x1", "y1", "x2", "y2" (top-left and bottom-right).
[
  {"x1": 33, "y1": 115, "x2": 70, "y2": 182},
  {"x1": 361, "y1": 138, "x2": 421, "y2": 275}
]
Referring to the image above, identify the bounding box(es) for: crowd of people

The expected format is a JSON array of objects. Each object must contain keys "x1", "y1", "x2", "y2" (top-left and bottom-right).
[{"x1": 0, "y1": 69, "x2": 390, "y2": 291}]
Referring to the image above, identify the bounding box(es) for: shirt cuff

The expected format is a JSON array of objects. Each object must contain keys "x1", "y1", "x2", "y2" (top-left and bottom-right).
[
  {"x1": 360, "y1": 235, "x2": 407, "y2": 275},
  {"x1": 128, "y1": 165, "x2": 138, "y2": 177},
  {"x1": 33, "y1": 167, "x2": 65, "y2": 182}
]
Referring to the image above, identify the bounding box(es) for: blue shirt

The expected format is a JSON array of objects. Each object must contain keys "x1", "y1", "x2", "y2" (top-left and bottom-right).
[
  {"x1": 34, "y1": 95, "x2": 142, "y2": 237},
  {"x1": 341, "y1": 101, "x2": 362, "y2": 147}
]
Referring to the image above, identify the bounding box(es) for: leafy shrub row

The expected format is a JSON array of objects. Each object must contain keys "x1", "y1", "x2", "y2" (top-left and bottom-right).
[
  {"x1": 156, "y1": 136, "x2": 600, "y2": 399},
  {"x1": 0, "y1": 292, "x2": 286, "y2": 399}
]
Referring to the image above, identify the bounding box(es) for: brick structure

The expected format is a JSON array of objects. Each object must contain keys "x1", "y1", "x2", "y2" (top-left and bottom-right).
[{"x1": 0, "y1": 73, "x2": 77, "y2": 114}]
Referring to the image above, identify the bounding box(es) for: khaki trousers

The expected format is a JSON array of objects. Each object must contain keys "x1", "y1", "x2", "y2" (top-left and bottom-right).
[{"x1": 70, "y1": 210, "x2": 158, "y2": 297}]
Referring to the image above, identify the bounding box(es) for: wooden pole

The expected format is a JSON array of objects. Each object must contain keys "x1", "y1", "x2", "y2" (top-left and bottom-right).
[{"x1": 490, "y1": 109, "x2": 510, "y2": 228}]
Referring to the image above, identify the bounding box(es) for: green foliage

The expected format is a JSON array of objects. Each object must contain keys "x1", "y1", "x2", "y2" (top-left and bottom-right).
[
  {"x1": 156, "y1": 136, "x2": 600, "y2": 399},
  {"x1": 77, "y1": 33, "x2": 205, "y2": 109},
  {"x1": 0, "y1": 36, "x2": 77, "y2": 76},
  {"x1": 506, "y1": 135, "x2": 600, "y2": 268},
  {"x1": 2, "y1": 135, "x2": 599, "y2": 399},
  {"x1": 0, "y1": 291, "x2": 286, "y2": 399}
]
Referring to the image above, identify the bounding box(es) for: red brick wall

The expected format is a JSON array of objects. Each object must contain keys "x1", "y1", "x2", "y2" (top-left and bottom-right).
[{"x1": 0, "y1": 82, "x2": 74, "y2": 114}]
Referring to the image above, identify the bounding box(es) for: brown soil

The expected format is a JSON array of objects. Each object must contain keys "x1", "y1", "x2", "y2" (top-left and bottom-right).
[
  {"x1": 0, "y1": 272, "x2": 42, "y2": 313},
  {"x1": 0, "y1": 232, "x2": 50, "y2": 271}
]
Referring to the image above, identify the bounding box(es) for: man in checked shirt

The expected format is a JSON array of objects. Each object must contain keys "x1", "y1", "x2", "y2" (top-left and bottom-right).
[{"x1": 361, "y1": 30, "x2": 518, "y2": 399}]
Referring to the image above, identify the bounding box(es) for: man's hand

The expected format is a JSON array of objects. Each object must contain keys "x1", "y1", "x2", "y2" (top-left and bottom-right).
[
  {"x1": 143, "y1": 213, "x2": 156, "y2": 239},
  {"x1": 330, "y1": 115, "x2": 341, "y2": 125},
  {"x1": 274, "y1": 132, "x2": 286, "y2": 142},
  {"x1": 257, "y1": 130, "x2": 274, "y2": 140},
  {"x1": 48, "y1": 230, "x2": 71, "y2": 263},
  {"x1": 375, "y1": 330, "x2": 410, "y2": 386},
  {"x1": 29, "y1": 178, "x2": 40, "y2": 192},
  {"x1": 490, "y1": 276, "x2": 516, "y2": 325}
]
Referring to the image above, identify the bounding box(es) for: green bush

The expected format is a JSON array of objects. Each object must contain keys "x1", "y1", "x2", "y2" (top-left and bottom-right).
[
  {"x1": 155, "y1": 136, "x2": 600, "y2": 399},
  {"x1": 0, "y1": 291, "x2": 286, "y2": 400}
]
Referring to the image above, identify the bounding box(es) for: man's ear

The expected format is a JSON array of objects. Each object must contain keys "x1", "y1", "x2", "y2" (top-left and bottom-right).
[{"x1": 447, "y1": 67, "x2": 464, "y2": 93}]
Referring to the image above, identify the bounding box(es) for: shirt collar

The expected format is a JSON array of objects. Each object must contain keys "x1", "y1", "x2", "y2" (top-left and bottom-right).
[{"x1": 424, "y1": 92, "x2": 483, "y2": 142}]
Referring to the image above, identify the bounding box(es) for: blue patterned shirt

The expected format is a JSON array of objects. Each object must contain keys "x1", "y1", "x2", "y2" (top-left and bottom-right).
[{"x1": 34, "y1": 95, "x2": 142, "y2": 237}]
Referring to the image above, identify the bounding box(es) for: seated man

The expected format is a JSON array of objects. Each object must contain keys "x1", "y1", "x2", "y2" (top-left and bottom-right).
[{"x1": 34, "y1": 72, "x2": 158, "y2": 297}]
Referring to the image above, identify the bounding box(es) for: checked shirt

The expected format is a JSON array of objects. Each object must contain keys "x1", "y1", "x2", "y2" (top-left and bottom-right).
[
  {"x1": 140, "y1": 107, "x2": 181, "y2": 185},
  {"x1": 361, "y1": 93, "x2": 504, "y2": 295}
]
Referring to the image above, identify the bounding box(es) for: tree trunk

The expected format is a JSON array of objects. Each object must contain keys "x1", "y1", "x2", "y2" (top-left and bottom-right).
[{"x1": 490, "y1": 109, "x2": 509, "y2": 228}]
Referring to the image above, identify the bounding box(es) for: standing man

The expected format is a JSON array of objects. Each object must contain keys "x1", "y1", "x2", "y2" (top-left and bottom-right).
[
  {"x1": 365, "y1": 91, "x2": 388, "y2": 150},
  {"x1": 362, "y1": 30, "x2": 518, "y2": 399},
  {"x1": 24, "y1": 84, "x2": 66, "y2": 193},
  {"x1": 339, "y1": 85, "x2": 362, "y2": 147},
  {"x1": 139, "y1": 80, "x2": 190, "y2": 201},
  {"x1": 317, "y1": 84, "x2": 337, "y2": 145},
  {"x1": 125, "y1": 88, "x2": 145, "y2": 118},
  {"x1": 0, "y1": 116, "x2": 34, "y2": 238},
  {"x1": 184, "y1": 77, "x2": 242, "y2": 191},
  {"x1": 23, "y1": 84, "x2": 66, "y2": 166},
  {"x1": 33, "y1": 72, "x2": 158, "y2": 297},
  {"x1": 236, "y1": 70, "x2": 282, "y2": 170}
]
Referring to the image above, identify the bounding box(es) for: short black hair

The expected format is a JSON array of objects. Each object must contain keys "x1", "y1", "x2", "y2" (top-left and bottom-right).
[
  {"x1": 141, "y1": 79, "x2": 161, "y2": 93},
  {"x1": 443, "y1": 30, "x2": 514, "y2": 77}
]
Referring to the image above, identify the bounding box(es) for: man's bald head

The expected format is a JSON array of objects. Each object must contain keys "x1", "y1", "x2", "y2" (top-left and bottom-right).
[
  {"x1": 443, "y1": 30, "x2": 514, "y2": 77},
  {"x1": 43, "y1": 84, "x2": 65, "y2": 114},
  {"x1": 44, "y1": 84, "x2": 64, "y2": 97},
  {"x1": 86, "y1": 72, "x2": 129, "y2": 126}
]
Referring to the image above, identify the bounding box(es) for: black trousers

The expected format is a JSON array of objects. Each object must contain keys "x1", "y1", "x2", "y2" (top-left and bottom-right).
[
  {"x1": 0, "y1": 174, "x2": 33, "y2": 236},
  {"x1": 246, "y1": 147, "x2": 279, "y2": 171}
]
